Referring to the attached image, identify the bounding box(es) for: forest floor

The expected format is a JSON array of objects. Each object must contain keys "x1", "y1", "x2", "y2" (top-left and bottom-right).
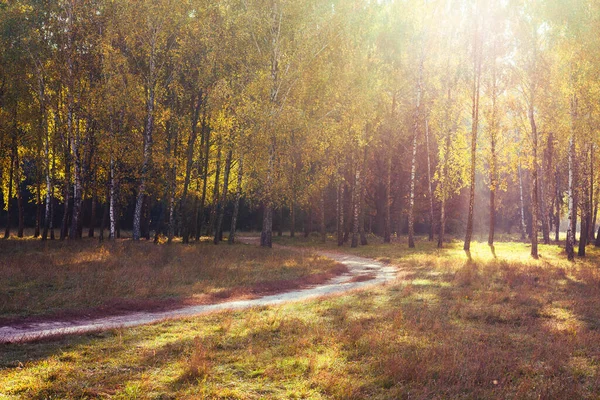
[
  {"x1": 0, "y1": 236, "x2": 347, "y2": 324},
  {"x1": 0, "y1": 237, "x2": 396, "y2": 343},
  {"x1": 3, "y1": 234, "x2": 600, "y2": 398}
]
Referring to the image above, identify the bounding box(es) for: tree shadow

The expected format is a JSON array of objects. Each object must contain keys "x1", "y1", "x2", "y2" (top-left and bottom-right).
[
  {"x1": 489, "y1": 244, "x2": 497, "y2": 259},
  {"x1": 464, "y1": 249, "x2": 472, "y2": 261}
]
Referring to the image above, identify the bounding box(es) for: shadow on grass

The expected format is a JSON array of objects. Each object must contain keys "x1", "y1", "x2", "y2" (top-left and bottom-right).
[{"x1": 4, "y1": 240, "x2": 600, "y2": 398}]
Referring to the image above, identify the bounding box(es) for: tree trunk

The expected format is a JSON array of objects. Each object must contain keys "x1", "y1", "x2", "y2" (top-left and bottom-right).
[
  {"x1": 539, "y1": 166, "x2": 550, "y2": 245},
  {"x1": 438, "y1": 107, "x2": 453, "y2": 249},
  {"x1": 408, "y1": 126, "x2": 418, "y2": 248},
  {"x1": 359, "y1": 146, "x2": 368, "y2": 246},
  {"x1": 50, "y1": 143, "x2": 56, "y2": 240},
  {"x1": 60, "y1": 127, "x2": 71, "y2": 241},
  {"x1": 143, "y1": 195, "x2": 151, "y2": 240},
  {"x1": 260, "y1": 138, "x2": 275, "y2": 248},
  {"x1": 99, "y1": 182, "x2": 109, "y2": 242},
  {"x1": 588, "y1": 145, "x2": 595, "y2": 243},
  {"x1": 196, "y1": 122, "x2": 210, "y2": 240},
  {"x1": 180, "y1": 90, "x2": 203, "y2": 243},
  {"x1": 166, "y1": 113, "x2": 178, "y2": 244},
  {"x1": 109, "y1": 158, "x2": 116, "y2": 239},
  {"x1": 384, "y1": 152, "x2": 391, "y2": 243},
  {"x1": 277, "y1": 207, "x2": 283, "y2": 237},
  {"x1": 529, "y1": 105, "x2": 539, "y2": 259},
  {"x1": 351, "y1": 165, "x2": 360, "y2": 248},
  {"x1": 518, "y1": 160, "x2": 527, "y2": 241},
  {"x1": 425, "y1": 119, "x2": 435, "y2": 242},
  {"x1": 70, "y1": 114, "x2": 82, "y2": 240},
  {"x1": 17, "y1": 179, "x2": 24, "y2": 238},
  {"x1": 4, "y1": 120, "x2": 16, "y2": 239},
  {"x1": 42, "y1": 127, "x2": 53, "y2": 240},
  {"x1": 214, "y1": 149, "x2": 232, "y2": 244},
  {"x1": 305, "y1": 207, "x2": 313, "y2": 238},
  {"x1": 579, "y1": 146, "x2": 592, "y2": 256},
  {"x1": 337, "y1": 182, "x2": 344, "y2": 247},
  {"x1": 207, "y1": 136, "x2": 222, "y2": 237},
  {"x1": 555, "y1": 164, "x2": 561, "y2": 242},
  {"x1": 488, "y1": 126, "x2": 497, "y2": 247},
  {"x1": 290, "y1": 199, "x2": 296, "y2": 238},
  {"x1": 464, "y1": 16, "x2": 482, "y2": 252},
  {"x1": 15, "y1": 128, "x2": 23, "y2": 237},
  {"x1": 88, "y1": 192, "x2": 96, "y2": 237},
  {"x1": 591, "y1": 189, "x2": 598, "y2": 242},
  {"x1": 320, "y1": 190, "x2": 326, "y2": 243},
  {"x1": 35, "y1": 182, "x2": 42, "y2": 238},
  {"x1": 133, "y1": 72, "x2": 155, "y2": 241},
  {"x1": 566, "y1": 94, "x2": 576, "y2": 260},
  {"x1": 229, "y1": 155, "x2": 243, "y2": 244},
  {"x1": 578, "y1": 202, "x2": 588, "y2": 257},
  {"x1": 36, "y1": 66, "x2": 47, "y2": 240}
]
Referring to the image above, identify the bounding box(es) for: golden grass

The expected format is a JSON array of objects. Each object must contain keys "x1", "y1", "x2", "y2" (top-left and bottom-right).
[
  {"x1": 0, "y1": 237, "x2": 343, "y2": 320},
  {"x1": 2, "y1": 236, "x2": 600, "y2": 398}
]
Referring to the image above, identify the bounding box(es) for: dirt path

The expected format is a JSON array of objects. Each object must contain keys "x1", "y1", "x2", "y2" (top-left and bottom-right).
[{"x1": 0, "y1": 238, "x2": 398, "y2": 344}]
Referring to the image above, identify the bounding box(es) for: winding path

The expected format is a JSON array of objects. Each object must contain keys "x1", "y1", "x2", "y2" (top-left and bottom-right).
[{"x1": 0, "y1": 238, "x2": 397, "y2": 344}]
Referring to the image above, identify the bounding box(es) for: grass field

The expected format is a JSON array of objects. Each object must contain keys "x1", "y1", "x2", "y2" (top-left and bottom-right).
[
  {"x1": 0, "y1": 237, "x2": 345, "y2": 321},
  {"x1": 2, "y1": 236, "x2": 600, "y2": 398}
]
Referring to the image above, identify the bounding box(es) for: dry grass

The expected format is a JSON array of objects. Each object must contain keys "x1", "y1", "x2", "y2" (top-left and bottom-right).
[
  {"x1": 0, "y1": 237, "x2": 344, "y2": 321},
  {"x1": 2, "y1": 237, "x2": 600, "y2": 398}
]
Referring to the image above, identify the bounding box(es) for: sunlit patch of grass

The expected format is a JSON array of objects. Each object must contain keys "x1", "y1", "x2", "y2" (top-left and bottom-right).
[
  {"x1": 0, "y1": 238, "x2": 343, "y2": 320},
  {"x1": 3, "y1": 235, "x2": 600, "y2": 398}
]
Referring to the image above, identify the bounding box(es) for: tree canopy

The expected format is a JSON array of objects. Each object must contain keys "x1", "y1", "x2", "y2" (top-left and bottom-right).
[{"x1": 1, "y1": 0, "x2": 599, "y2": 259}]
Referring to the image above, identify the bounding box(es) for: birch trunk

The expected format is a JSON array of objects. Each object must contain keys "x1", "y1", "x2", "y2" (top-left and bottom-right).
[
  {"x1": 351, "y1": 165, "x2": 360, "y2": 248},
  {"x1": 540, "y1": 138, "x2": 551, "y2": 244},
  {"x1": 566, "y1": 94, "x2": 576, "y2": 260},
  {"x1": 88, "y1": 192, "x2": 96, "y2": 238},
  {"x1": 359, "y1": 146, "x2": 368, "y2": 246},
  {"x1": 166, "y1": 115, "x2": 178, "y2": 244},
  {"x1": 408, "y1": 130, "x2": 417, "y2": 248},
  {"x1": 578, "y1": 198, "x2": 588, "y2": 257},
  {"x1": 384, "y1": 152, "x2": 391, "y2": 243},
  {"x1": 207, "y1": 136, "x2": 222, "y2": 237},
  {"x1": 50, "y1": 143, "x2": 56, "y2": 240},
  {"x1": 529, "y1": 104, "x2": 539, "y2": 259},
  {"x1": 17, "y1": 169, "x2": 24, "y2": 237},
  {"x1": 133, "y1": 52, "x2": 156, "y2": 241},
  {"x1": 408, "y1": 51, "x2": 423, "y2": 248},
  {"x1": 438, "y1": 89, "x2": 453, "y2": 249},
  {"x1": 488, "y1": 64, "x2": 498, "y2": 246},
  {"x1": 99, "y1": 186, "x2": 109, "y2": 242},
  {"x1": 278, "y1": 207, "x2": 283, "y2": 237},
  {"x1": 4, "y1": 121, "x2": 16, "y2": 239},
  {"x1": 518, "y1": 160, "x2": 527, "y2": 241},
  {"x1": 229, "y1": 155, "x2": 243, "y2": 244},
  {"x1": 42, "y1": 100, "x2": 52, "y2": 241},
  {"x1": 337, "y1": 182, "x2": 344, "y2": 247},
  {"x1": 214, "y1": 149, "x2": 232, "y2": 244},
  {"x1": 70, "y1": 113, "x2": 82, "y2": 239},
  {"x1": 588, "y1": 146, "x2": 595, "y2": 243},
  {"x1": 35, "y1": 182, "x2": 42, "y2": 238},
  {"x1": 260, "y1": 138, "x2": 275, "y2": 248},
  {"x1": 196, "y1": 121, "x2": 210, "y2": 240},
  {"x1": 464, "y1": 15, "x2": 483, "y2": 252},
  {"x1": 488, "y1": 131, "x2": 497, "y2": 246},
  {"x1": 425, "y1": 120, "x2": 435, "y2": 242},
  {"x1": 320, "y1": 191, "x2": 326, "y2": 243},
  {"x1": 181, "y1": 90, "x2": 203, "y2": 243},
  {"x1": 591, "y1": 186, "x2": 598, "y2": 242},
  {"x1": 290, "y1": 199, "x2": 296, "y2": 237},
  {"x1": 109, "y1": 157, "x2": 116, "y2": 240},
  {"x1": 554, "y1": 165, "x2": 561, "y2": 242}
]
